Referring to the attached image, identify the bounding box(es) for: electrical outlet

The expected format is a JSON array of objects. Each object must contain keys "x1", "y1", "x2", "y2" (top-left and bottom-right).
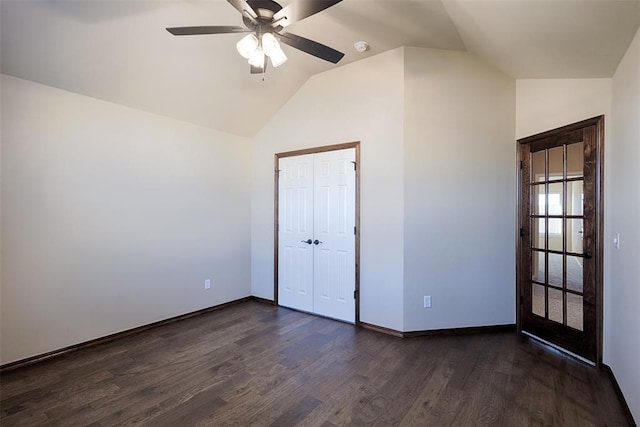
[
  {"x1": 424, "y1": 295, "x2": 431, "y2": 308},
  {"x1": 204, "y1": 279, "x2": 211, "y2": 290}
]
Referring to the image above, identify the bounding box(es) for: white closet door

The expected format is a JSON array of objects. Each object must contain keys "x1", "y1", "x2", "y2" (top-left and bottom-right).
[
  {"x1": 277, "y1": 148, "x2": 356, "y2": 323},
  {"x1": 312, "y1": 149, "x2": 356, "y2": 323},
  {"x1": 278, "y1": 154, "x2": 314, "y2": 313}
]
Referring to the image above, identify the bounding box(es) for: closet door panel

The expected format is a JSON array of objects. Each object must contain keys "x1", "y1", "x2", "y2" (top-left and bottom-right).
[
  {"x1": 278, "y1": 154, "x2": 314, "y2": 313},
  {"x1": 313, "y1": 149, "x2": 356, "y2": 323}
]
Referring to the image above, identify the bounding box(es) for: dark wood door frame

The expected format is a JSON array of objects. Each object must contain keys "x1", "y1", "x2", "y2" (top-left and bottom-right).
[
  {"x1": 516, "y1": 116, "x2": 604, "y2": 365},
  {"x1": 274, "y1": 141, "x2": 361, "y2": 324}
]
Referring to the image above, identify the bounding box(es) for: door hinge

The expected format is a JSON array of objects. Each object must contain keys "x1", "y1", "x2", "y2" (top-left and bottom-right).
[
  {"x1": 520, "y1": 228, "x2": 524, "y2": 237},
  {"x1": 353, "y1": 290, "x2": 358, "y2": 299},
  {"x1": 520, "y1": 161, "x2": 523, "y2": 170},
  {"x1": 351, "y1": 161, "x2": 356, "y2": 171},
  {"x1": 520, "y1": 295, "x2": 524, "y2": 305},
  {"x1": 354, "y1": 226, "x2": 356, "y2": 235}
]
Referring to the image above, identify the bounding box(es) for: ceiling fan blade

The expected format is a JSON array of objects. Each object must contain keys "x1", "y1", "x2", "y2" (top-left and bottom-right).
[
  {"x1": 227, "y1": 0, "x2": 258, "y2": 20},
  {"x1": 166, "y1": 26, "x2": 250, "y2": 36},
  {"x1": 272, "y1": 0, "x2": 342, "y2": 28},
  {"x1": 276, "y1": 32, "x2": 344, "y2": 64}
]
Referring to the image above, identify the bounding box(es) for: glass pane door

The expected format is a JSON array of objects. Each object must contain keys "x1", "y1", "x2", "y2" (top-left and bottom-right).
[
  {"x1": 518, "y1": 117, "x2": 603, "y2": 363},
  {"x1": 529, "y1": 142, "x2": 584, "y2": 331}
]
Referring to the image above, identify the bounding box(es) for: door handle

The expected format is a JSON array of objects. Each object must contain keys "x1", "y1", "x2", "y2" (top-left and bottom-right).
[
  {"x1": 313, "y1": 240, "x2": 322, "y2": 245},
  {"x1": 301, "y1": 239, "x2": 312, "y2": 245}
]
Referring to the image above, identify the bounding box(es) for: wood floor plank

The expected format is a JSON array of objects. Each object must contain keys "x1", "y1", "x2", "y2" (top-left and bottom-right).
[
  {"x1": 0, "y1": 301, "x2": 632, "y2": 426},
  {"x1": 398, "y1": 361, "x2": 455, "y2": 426}
]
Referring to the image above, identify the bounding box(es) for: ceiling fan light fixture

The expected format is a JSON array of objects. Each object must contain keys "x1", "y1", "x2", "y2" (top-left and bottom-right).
[
  {"x1": 269, "y1": 49, "x2": 287, "y2": 67},
  {"x1": 261, "y1": 33, "x2": 279, "y2": 55},
  {"x1": 248, "y1": 46, "x2": 265, "y2": 68},
  {"x1": 268, "y1": 46, "x2": 288, "y2": 67},
  {"x1": 261, "y1": 32, "x2": 287, "y2": 67},
  {"x1": 236, "y1": 34, "x2": 259, "y2": 59}
]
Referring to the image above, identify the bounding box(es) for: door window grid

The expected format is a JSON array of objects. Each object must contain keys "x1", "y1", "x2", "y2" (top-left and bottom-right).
[{"x1": 529, "y1": 144, "x2": 584, "y2": 331}]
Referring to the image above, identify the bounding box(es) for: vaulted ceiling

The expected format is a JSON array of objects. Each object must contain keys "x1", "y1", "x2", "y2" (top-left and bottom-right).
[{"x1": 2, "y1": 0, "x2": 639, "y2": 137}]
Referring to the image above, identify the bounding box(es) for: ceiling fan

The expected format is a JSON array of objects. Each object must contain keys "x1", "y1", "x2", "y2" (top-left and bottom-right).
[{"x1": 166, "y1": 0, "x2": 345, "y2": 74}]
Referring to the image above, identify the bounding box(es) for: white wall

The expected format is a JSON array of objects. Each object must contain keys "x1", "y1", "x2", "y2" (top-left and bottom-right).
[
  {"x1": 609, "y1": 27, "x2": 640, "y2": 422},
  {"x1": 251, "y1": 49, "x2": 406, "y2": 331},
  {"x1": 0, "y1": 75, "x2": 252, "y2": 364},
  {"x1": 252, "y1": 47, "x2": 517, "y2": 332},
  {"x1": 516, "y1": 79, "x2": 612, "y2": 140},
  {"x1": 403, "y1": 48, "x2": 516, "y2": 330}
]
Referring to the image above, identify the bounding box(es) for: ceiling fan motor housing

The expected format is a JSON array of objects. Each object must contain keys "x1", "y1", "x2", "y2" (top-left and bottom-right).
[{"x1": 243, "y1": 0, "x2": 284, "y2": 33}]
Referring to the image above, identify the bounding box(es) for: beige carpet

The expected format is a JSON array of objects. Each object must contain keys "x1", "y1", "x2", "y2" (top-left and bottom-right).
[{"x1": 532, "y1": 285, "x2": 583, "y2": 331}]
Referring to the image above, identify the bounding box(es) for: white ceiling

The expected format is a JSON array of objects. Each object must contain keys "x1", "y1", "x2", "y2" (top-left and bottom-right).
[{"x1": 2, "y1": 0, "x2": 639, "y2": 137}]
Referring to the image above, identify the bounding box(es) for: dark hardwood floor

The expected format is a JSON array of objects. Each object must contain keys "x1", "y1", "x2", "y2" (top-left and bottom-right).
[{"x1": 0, "y1": 301, "x2": 630, "y2": 426}]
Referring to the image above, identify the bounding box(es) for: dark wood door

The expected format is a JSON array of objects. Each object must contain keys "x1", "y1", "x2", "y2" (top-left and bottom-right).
[{"x1": 517, "y1": 116, "x2": 603, "y2": 363}]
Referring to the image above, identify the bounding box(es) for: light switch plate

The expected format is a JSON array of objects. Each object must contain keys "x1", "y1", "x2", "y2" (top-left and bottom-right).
[{"x1": 424, "y1": 295, "x2": 431, "y2": 308}]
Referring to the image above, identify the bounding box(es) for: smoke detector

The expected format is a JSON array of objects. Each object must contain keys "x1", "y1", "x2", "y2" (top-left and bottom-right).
[{"x1": 354, "y1": 41, "x2": 370, "y2": 53}]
